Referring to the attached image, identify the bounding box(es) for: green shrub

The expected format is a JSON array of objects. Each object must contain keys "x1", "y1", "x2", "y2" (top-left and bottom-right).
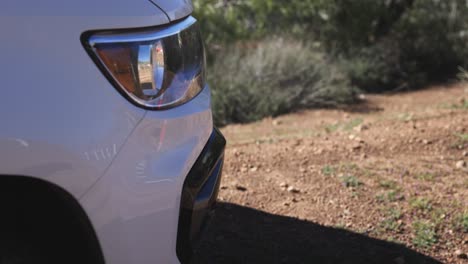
[
  {"x1": 338, "y1": 0, "x2": 468, "y2": 91},
  {"x1": 453, "y1": 211, "x2": 468, "y2": 233},
  {"x1": 409, "y1": 197, "x2": 432, "y2": 212},
  {"x1": 196, "y1": 0, "x2": 468, "y2": 91},
  {"x1": 194, "y1": 0, "x2": 329, "y2": 47},
  {"x1": 380, "y1": 208, "x2": 403, "y2": 232},
  {"x1": 391, "y1": 0, "x2": 468, "y2": 87},
  {"x1": 194, "y1": 0, "x2": 468, "y2": 125},
  {"x1": 322, "y1": 165, "x2": 336, "y2": 176},
  {"x1": 340, "y1": 40, "x2": 406, "y2": 92},
  {"x1": 209, "y1": 38, "x2": 358, "y2": 126},
  {"x1": 412, "y1": 220, "x2": 438, "y2": 248},
  {"x1": 339, "y1": 175, "x2": 362, "y2": 188}
]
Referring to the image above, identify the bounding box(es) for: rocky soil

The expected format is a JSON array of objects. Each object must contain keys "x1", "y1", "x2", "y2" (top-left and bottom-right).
[{"x1": 192, "y1": 83, "x2": 468, "y2": 264}]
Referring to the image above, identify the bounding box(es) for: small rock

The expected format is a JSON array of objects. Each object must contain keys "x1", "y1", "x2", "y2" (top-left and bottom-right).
[
  {"x1": 220, "y1": 185, "x2": 228, "y2": 190},
  {"x1": 456, "y1": 160, "x2": 467, "y2": 169},
  {"x1": 315, "y1": 149, "x2": 324, "y2": 154},
  {"x1": 292, "y1": 198, "x2": 299, "y2": 203},
  {"x1": 272, "y1": 119, "x2": 283, "y2": 126},
  {"x1": 354, "y1": 124, "x2": 369, "y2": 132},
  {"x1": 463, "y1": 151, "x2": 468, "y2": 157},
  {"x1": 287, "y1": 186, "x2": 300, "y2": 193},
  {"x1": 279, "y1": 182, "x2": 289, "y2": 188},
  {"x1": 352, "y1": 143, "x2": 362, "y2": 150},
  {"x1": 283, "y1": 202, "x2": 290, "y2": 207},
  {"x1": 422, "y1": 139, "x2": 432, "y2": 145},
  {"x1": 235, "y1": 184, "x2": 247, "y2": 192},
  {"x1": 455, "y1": 249, "x2": 467, "y2": 259},
  {"x1": 349, "y1": 134, "x2": 356, "y2": 140},
  {"x1": 250, "y1": 166, "x2": 258, "y2": 172}
]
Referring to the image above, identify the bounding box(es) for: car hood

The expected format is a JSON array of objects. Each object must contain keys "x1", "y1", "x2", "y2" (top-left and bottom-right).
[{"x1": 148, "y1": 0, "x2": 193, "y2": 21}]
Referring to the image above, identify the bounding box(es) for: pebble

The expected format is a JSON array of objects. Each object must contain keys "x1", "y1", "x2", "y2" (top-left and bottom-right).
[
  {"x1": 352, "y1": 143, "x2": 362, "y2": 150},
  {"x1": 287, "y1": 186, "x2": 300, "y2": 193},
  {"x1": 455, "y1": 249, "x2": 467, "y2": 259},
  {"x1": 272, "y1": 119, "x2": 283, "y2": 126},
  {"x1": 456, "y1": 160, "x2": 467, "y2": 169},
  {"x1": 279, "y1": 182, "x2": 288, "y2": 188},
  {"x1": 463, "y1": 151, "x2": 468, "y2": 157},
  {"x1": 235, "y1": 184, "x2": 247, "y2": 192},
  {"x1": 353, "y1": 124, "x2": 369, "y2": 132}
]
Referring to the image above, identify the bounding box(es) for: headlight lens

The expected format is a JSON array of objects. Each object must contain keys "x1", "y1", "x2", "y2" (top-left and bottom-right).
[{"x1": 85, "y1": 17, "x2": 206, "y2": 109}]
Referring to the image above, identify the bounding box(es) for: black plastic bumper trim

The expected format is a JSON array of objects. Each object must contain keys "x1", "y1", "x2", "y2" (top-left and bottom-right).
[{"x1": 176, "y1": 128, "x2": 226, "y2": 263}]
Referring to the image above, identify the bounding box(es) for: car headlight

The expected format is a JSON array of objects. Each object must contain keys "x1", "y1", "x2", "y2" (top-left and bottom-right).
[{"x1": 83, "y1": 17, "x2": 206, "y2": 109}]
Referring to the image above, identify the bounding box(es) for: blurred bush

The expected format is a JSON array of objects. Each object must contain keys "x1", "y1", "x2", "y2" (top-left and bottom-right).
[
  {"x1": 209, "y1": 38, "x2": 358, "y2": 126},
  {"x1": 194, "y1": 0, "x2": 327, "y2": 45},
  {"x1": 325, "y1": 0, "x2": 468, "y2": 91},
  {"x1": 194, "y1": 0, "x2": 468, "y2": 125},
  {"x1": 459, "y1": 68, "x2": 468, "y2": 82}
]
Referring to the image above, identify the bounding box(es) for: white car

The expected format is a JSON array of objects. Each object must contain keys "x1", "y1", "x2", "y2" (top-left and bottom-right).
[{"x1": 0, "y1": 1, "x2": 225, "y2": 263}]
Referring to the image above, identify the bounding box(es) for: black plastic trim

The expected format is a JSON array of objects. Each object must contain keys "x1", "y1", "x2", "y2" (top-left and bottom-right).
[{"x1": 176, "y1": 128, "x2": 226, "y2": 263}]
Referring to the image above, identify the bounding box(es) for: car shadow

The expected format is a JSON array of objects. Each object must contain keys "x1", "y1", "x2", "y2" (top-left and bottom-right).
[{"x1": 191, "y1": 202, "x2": 441, "y2": 264}]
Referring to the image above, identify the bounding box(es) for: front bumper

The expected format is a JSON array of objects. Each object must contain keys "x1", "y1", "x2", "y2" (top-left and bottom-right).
[
  {"x1": 79, "y1": 86, "x2": 214, "y2": 264},
  {"x1": 176, "y1": 128, "x2": 226, "y2": 263}
]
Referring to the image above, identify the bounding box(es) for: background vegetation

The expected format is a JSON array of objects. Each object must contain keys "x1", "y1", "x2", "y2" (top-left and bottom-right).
[{"x1": 194, "y1": 0, "x2": 468, "y2": 126}]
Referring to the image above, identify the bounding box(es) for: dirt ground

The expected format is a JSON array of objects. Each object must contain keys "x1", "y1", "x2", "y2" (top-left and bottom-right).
[{"x1": 192, "y1": 83, "x2": 468, "y2": 264}]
